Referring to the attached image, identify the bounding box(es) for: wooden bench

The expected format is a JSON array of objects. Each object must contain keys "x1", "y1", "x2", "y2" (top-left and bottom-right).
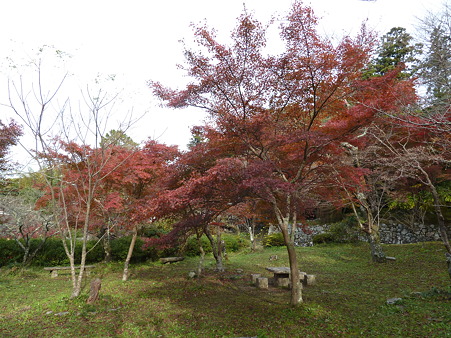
[
  {"x1": 159, "y1": 257, "x2": 185, "y2": 264},
  {"x1": 44, "y1": 265, "x2": 95, "y2": 278},
  {"x1": 266, "y1": 267, "x2": 315, "y2": 286}
]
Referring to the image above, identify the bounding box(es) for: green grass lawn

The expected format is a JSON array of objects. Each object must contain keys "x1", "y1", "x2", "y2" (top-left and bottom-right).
[{"x1": 1, "y1": 242, "x2": 450, "y2": 337}]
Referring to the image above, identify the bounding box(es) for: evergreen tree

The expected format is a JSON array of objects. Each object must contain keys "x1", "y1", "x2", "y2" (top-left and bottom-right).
[
  {"x1": 366, "y1": 27, "x2": 422, "y2": 78},
  {"x1": 100, "y1": 129, "x2": 138, "y2": 149},
  {"x1": 421, "y1": 26, "x2": 451, "y2": 106}
]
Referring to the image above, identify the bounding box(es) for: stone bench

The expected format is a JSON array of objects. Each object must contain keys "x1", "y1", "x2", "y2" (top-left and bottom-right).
[
  {"x1": 266, "y1": 267, "x2": 316, "y2": 286},
  {"x1": 44, "y1": 265, "x2": 95, "y2": 278}
]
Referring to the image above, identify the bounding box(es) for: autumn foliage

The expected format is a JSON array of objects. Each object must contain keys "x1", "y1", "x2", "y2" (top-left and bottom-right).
[
  {"x1": 0, "y1": 120, "x2": 22, "y2": 174},
  {"x1": 3, "y1": 0, "x2": 448, "y2": 305},
  {"x1": 149, "y1": 1, "x2": 419, "y2": 305}
]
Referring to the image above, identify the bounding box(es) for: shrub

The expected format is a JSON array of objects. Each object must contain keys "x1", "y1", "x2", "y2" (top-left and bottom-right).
[
  {"x1": 331, "y1": 216, "x2": 360, "y2": 242},
  {"x1": 110, "y1": 236, "x2": 149, "y2": 263},
  {"x1": 80, "y1": 241, "x2": 104, "y2": 264},
  {"x1": 183, "y1": 233, "x2": 250, "y2": 256},
  {"x1": 222, "y1": 233, "x2": 250, "y2": 252},
  {"x1": 140, "y1": 225, "x2": 169, "y2": 238},
  {"x1": 312, "y1": 216, "x2": 361, "y2": 245},
  {"x1": 262, "y1": 232, "x2": 285, "y2": 247},
  {"x1": 2, "y1": 232, "x2": 250, "y2": 265},
  {"x1": 184, "y1": 236, "x2": 212, "y2": 257},
  {"x1": 33, "y1": 239, "x2": 68, "y2": 266},
  {"x1": 33, "y1": 238, "x2": 105, "y2": 266},
  {"x1": 0, "y1": 239, "x2": 22, "y2": 267},
  {"x1": 312, "y1": 233, "x2": 335, "y2": 244}
]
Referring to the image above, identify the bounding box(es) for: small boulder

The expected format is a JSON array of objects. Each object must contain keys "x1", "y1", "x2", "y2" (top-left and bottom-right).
[{"x1": 386, "y1": 297, "x2": 402, "y2": 305}]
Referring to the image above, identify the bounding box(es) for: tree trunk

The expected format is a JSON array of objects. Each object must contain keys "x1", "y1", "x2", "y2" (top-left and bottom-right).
[
  {"x1": 446, "y1": 253, "x2": 451, "y2": 280},
  {"x1": 367, "y1": 230, "x2": 386, "y2": 263},
  {"x1": 24, "y1": 238, "x2": 48, "y2": 267},
  {"x1": 289, "y1": 213, "x2": 297, "y2": 244},
  {"x1": 69, "y1": 255, "x2": 81, "y2": 298},
  {"x1": 428, "y1": 179, "x2": 451, "y2": 253},
  {"x1": 350, "y1": 196, "x2": 386, "y2": 263},
  {"x1": 248, "y1": 217, "x2": 256, "y2": 251},
  {"x1": 366, "y1": 216, "x2": 386, "y2": 263},
  {"x1": 14, "y1": 237, "x2": 29, "y2": 266},
  {"x1": 86, "y1": 278, "x2": 102, "y2": 304},
  {"x1": 249, "y1": 226, "x2": 256, "y2": 251},
  {"x1": 103, "y1": 227, "x2": 112, "y2": 263},
  {"x1": 204, "y1": 226, "x2": 224, "y2": 271},
  {"x1": 280, "y1": 223, "x2": 302, "y2": 306},
  {"x1": 122, "y1": 228, "x2": 138, "y2": 281},
  {"x1": 72, "y1": 213, "x2": 92, "y2": 298},
  {"x1": 197, "y1": 233, "x2": 205, "y2": 277},
  {"x1": 417, "y1": 164, "x2": 451, "y2": 279},
  {"x1": 273, "y1": 198, "x2": 302, "y2": 306},
  {"x1": 22, "y1": 246, "x2": 30, "y2": 266}
]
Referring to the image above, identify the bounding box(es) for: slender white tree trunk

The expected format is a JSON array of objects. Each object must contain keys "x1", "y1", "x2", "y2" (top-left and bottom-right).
[{"x1": 122, "y1": 227, "x2": 138, "y2": 281}]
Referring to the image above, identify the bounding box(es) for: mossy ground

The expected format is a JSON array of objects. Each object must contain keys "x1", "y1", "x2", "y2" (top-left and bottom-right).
[{"x1": 1, "y1": 242, "x2": 450, "y2": 337}]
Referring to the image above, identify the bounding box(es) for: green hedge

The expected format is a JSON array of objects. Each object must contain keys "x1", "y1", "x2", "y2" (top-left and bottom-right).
[
  {"x1": 0, "y1": 233, "x2": 251, "y2": 267},
  {"x1": 0, "y1": 239, "x2": 23, "y2": 266},
  {"x1": 0, "y1": 237, "x2": 157, "y2": 267}
]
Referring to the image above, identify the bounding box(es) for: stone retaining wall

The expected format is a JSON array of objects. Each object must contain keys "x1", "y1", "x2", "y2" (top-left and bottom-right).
[
  {"x1": 293, "y1": 224, "x2": 331, "y2": 246},
  {"x1": 291, "y1": 221, "x2": 447, "y2": 246},
  {"x1": 379, "y1": 221, "x2": 443, "y2": 244}
]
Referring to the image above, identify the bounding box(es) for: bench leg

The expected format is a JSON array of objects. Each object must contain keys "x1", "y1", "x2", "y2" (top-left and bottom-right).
[{"x1": 51, "y1": 270, "x2": 58, "y2": 278}]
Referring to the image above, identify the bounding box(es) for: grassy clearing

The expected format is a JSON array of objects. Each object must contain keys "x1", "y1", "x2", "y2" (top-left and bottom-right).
[{"x1": 1, "y1": 242, "x2": 450, "y2": 337}]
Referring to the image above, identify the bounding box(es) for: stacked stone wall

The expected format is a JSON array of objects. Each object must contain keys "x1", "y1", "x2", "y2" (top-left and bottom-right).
[
  {"x1": 379, "y1": 221, "x2": 444, "y2": 244},
  {"x1": 293, "y1": 224, "x2": 332, "y2": 246},
  {"x1": 290, "y1": 221, "x2": 449, "y2": 246}
]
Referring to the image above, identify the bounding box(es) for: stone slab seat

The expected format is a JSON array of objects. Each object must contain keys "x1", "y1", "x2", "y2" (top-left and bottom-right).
[{"x1": 44, "y1": 265, "x2": 95, "y2": 278}]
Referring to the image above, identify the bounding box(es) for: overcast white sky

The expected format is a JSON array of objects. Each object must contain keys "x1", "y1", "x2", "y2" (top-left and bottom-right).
[{"x1": 0, "y1": 0, "x2": 445, "y2": 157}]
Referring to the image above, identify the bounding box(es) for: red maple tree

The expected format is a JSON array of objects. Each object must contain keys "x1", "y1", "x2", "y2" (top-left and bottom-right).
[
  {"x1": 150, "y1": 2, "x2": 416, "y2": 305},
  {"x1": 150, "y1": 140, "x2": 249, "y2": 272},
  {"x1": 95, "y1": 140, "x2": 179, "y2": 280}
]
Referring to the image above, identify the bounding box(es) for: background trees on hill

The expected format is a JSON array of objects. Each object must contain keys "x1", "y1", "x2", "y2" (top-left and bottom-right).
[
  {"x1": 150, "y1": 1, "x2": 418, "y2": 305},
  {"x1": 0, "y1": 120, "x2": 22, "y2": 176},
  {"x1": 0, "y1": 194, "x2": 53, "y2": 265}
]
